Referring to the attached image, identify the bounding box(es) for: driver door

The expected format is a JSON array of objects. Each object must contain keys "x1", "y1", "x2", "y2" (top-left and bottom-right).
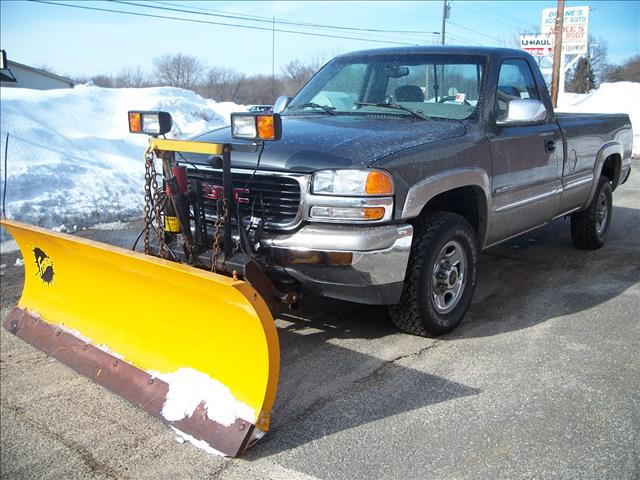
[{"x1": 487, "y1": 58, "x2": 563, "y2": 244}]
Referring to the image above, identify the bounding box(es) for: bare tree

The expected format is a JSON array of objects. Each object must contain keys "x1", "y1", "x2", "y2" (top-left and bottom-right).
[
  {"x1": 279, "y1": 57, "x2": 324, "y2": 97},
  {"x1": 114, "y1": 66, "x2": 149, "y2": 88},
  {"x1": 197, "y1": 66, "x2": 244, "y2": 101},
  {"x1": 235, "y1": 74, "x2": 282, "y2": 105},
  {"x1": 89, "y1": 75, "x2": 115, "y2": 87},
  {"x1": 603, "y1": 55, "x2": 640, "y2": 83},
  {"x1": 588, "y1": 36, "x2": 609, "y2": 85},
  {"x1": 152, "y1": 53, "x2": 204, "y2": 89}
]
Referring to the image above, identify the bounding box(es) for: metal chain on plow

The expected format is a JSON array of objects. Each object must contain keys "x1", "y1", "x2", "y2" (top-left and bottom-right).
[
  {"x1": 143, "y1": 147, "x2": 166, "y2": 258},
  {"x1": 211, "y1": 198, "x2": 229, "y2": 273}
]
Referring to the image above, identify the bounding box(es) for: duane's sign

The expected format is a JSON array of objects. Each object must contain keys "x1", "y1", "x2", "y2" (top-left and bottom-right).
[
  {"x1": 520, "y1": 34, "x2": 554, "y2": 56},
  {"x1": 541, "y1": 6, "x2": 589, "y2": 54}
]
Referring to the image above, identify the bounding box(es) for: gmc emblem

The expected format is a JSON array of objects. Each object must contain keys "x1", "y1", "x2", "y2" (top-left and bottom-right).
[{"x1": 202, "y1": 183, "x2": 250, "y2": 204}]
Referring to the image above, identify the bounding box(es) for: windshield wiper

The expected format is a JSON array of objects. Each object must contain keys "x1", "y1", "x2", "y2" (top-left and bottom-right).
[
  {"x1": 355, "y1": 101, "x2": 430, "y2": 120},
  {"x1": 291, "y1": 102, "x2": 337, "y2": 115}
]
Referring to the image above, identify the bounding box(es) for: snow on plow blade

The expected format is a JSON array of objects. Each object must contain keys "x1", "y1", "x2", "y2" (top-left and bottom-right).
[{"x1": 1, "y1": 219, "x2": 279, "y2": 457}]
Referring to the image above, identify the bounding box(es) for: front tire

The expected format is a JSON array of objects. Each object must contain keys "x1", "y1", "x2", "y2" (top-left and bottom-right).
[
  {"x1": 571, "y1": 176, "x2": 612, "y2": 250},
  {"x1": 389, "y1": 211, "x2": 478, "y2": 337}
]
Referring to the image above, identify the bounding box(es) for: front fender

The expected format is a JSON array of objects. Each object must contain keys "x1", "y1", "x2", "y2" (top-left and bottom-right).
[{"x1": 401, "y1": 167, "x2": 491, "y2": 247}]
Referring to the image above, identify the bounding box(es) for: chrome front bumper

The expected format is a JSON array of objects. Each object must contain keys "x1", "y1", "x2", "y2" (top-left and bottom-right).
[{"x1": 261, "y1": 223, "x2": 413, "y2": 305}]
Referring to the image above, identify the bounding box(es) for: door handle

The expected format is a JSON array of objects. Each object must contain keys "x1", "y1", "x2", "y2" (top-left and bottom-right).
[{"x1": 545, "y1": 139, "x2": 556, "y2": 153}]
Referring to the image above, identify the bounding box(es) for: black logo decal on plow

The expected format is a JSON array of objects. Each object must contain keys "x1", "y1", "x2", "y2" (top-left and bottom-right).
[{"x1": 33, "y1": 247, "x2": 54, "y2": 284}]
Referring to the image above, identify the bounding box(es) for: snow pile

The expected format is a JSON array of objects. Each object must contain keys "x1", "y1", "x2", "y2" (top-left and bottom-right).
[
  {"x1": 0, "y1": 85, "x2": 245, "y2": 237},
  {"x1": 558, "y1": 82, "x2": 640, "y2": 156}
]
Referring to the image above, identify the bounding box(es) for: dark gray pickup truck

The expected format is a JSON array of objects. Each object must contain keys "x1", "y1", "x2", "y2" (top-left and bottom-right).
[{"x1": 184, "y1": 46, "x2": 633, "y2": 337}]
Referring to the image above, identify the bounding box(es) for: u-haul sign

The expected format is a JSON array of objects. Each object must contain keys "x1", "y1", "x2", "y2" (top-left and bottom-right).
[
  {"x1": 541, "y1": 6, "x2": 589, "y2": 54},
  {"x1": 520, "y1": 34, "x2": 554, "y2": 56}
]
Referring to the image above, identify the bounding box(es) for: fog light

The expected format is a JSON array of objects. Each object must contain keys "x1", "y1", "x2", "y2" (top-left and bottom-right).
[
  {"x1": 231, "y1": 115, "x2": 257, "y2": 139},
  {"x1": 309, "y1": 206, "x2": 385, "y2": 221}
]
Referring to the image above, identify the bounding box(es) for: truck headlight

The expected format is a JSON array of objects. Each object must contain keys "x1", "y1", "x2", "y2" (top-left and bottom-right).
[{"x1": 312, "y1": 169, "x2": 394, "y2": 196}]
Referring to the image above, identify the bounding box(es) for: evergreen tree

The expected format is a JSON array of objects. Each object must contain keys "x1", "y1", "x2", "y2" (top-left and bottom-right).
[{"x1": 568, "y1": 57, "x2": 596, "y2": 93}]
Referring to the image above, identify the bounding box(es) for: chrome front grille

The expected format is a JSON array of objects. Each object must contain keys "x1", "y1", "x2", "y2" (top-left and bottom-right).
[{"x1": 185, "y1": 166, "x2": 307, "y2": 231}]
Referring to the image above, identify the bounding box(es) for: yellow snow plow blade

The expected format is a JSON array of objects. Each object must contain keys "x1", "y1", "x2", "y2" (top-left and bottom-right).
[{"x1": 1, "y1": 219, "x2": 279, "y2": 456}]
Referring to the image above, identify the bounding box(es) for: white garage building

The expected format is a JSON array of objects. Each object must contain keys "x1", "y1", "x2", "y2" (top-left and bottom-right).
[{"x1": 1, "y1": 60, "x2": 75, "y2": 90}]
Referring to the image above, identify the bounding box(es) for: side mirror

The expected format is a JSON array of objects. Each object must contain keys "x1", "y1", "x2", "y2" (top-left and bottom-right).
[
  {"x1": 496, "y1": 99, "x2": 547, "y2": 128},
  {"x1": 273, "y1": 96, "x2": 291, "y2": 114}
]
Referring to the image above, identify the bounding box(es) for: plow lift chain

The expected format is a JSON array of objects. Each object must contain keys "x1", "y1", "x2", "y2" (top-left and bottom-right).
[
  {"x1": 143, "y1": 146, "x2": 167, "y2": 258},
  {"x1": 211, "y1": 196, "x2": 227, "y2": 274}
]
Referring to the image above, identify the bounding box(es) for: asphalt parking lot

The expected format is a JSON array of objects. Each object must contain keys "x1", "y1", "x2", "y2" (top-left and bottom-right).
[{"x1": 1, "y1": 160, "x2": 638, "y2": 480}]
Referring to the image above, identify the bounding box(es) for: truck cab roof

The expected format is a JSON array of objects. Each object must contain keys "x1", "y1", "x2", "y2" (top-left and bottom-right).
[{"x1": 337, "y1": 45, "x2": 532, "y2": 61}]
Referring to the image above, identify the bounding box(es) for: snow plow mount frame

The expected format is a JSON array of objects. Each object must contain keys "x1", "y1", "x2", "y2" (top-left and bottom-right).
[{"x1": 147, "y1": 138, "x2": 299, "y2": 312}]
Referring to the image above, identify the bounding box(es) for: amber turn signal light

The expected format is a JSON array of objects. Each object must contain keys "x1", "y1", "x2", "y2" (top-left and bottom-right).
[{"x1": 365, "y1": 171, "x2": 394, "y2": 195}]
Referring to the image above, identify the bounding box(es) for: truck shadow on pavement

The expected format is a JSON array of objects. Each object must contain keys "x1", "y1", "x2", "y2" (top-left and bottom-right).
[
  {"x1": 453, "y1": 205, "x2": 639, "y2": 339},
  {"x1": 249, "y1": 307, "x2": 481, "y2": 457},
  {"x1": 248, "y1": 205, "x2": 638, "y2": 457}
]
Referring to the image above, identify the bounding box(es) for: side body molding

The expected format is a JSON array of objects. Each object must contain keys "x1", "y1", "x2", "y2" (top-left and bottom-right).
[
  {"x1": 583, "y1": 142, "x2": 623, "y2": 209},
  {"x1": 401, "y1": 168, "x2": 491, "y2": 247}
]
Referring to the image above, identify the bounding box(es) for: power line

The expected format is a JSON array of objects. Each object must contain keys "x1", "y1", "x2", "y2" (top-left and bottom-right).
[
  {"x1": 465, "y1": 2, "x2": 530, "y2": 32},
  {"x1": 31, "y1": 1, "x2": 420, "y2": 46},
  {"x1": 445, "y1": 33, "x2": 483, "y2": 47},
  {"x1": 447, "y1": 20, "x2": 504, "y2": 44},
  {"x1": 124, "y1": 0, "x2": 440, "y2": 35},
  {"x1": 468, "y1": 1, "x2": 533, "y2": 31}
]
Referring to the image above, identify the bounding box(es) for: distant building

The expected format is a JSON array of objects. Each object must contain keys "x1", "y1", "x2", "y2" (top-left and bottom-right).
[{"x1": 1, "y1": 60, "x2": 75, "y2": 90}]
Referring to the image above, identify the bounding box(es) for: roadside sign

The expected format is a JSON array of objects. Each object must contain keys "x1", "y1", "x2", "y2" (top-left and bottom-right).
[
  {"x1": 520, "y1": 34, "x2": 554, "y2": 56},
  {"x1": 541, "y1": 6, "x2": 589, "y2": 54}
]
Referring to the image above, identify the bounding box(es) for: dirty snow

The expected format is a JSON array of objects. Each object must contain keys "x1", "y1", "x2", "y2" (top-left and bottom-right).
[
  {"x1": 152, "y1": 367, "x2": 255, "y2": 427},
  {"x1": 91, "y1": 220, "x2": 128, "y2": 231},
  {"x1": 14, "y1": 257, "x2": 23, "y2": 267},
  {"x1": 170, "y1": 427, "x2": 227, "y2": 457},
  {"x1": 557, "y1": 82, "x2": 640, "y2": 157},
  {"x1": 0, "y1": 84, "x2": 245, "y2": 240},
  {"x1": 0, "y1": 239, "x2": 19, "y2": 253}
]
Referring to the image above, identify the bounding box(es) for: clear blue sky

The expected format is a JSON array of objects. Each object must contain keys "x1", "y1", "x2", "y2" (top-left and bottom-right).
[{"x1": 1, "y1": 0, "x2": 638, "y2": 78}]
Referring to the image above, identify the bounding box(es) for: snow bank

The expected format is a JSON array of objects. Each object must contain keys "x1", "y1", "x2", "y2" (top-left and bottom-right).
[
  {"x1": 0, "y1": 85, "x2": 245, "y2": 238},
  {"x1": 558, "y1": 82, "x2": 640, "y2": 156}
]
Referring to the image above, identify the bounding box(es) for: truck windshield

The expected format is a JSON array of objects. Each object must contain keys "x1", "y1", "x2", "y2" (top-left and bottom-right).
[{"x1": 286, "y1": 54, "x2": 485, "y2": 120}]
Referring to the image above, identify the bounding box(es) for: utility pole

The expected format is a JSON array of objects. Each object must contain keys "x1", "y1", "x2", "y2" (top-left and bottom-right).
[
  {"x1": 550, "y1": 0, "x2": 565, "y2": 107},
  {"x1": 272, "y1": 17, "x2": 276, "y2": 101},
  {"x1": 441, "y1": 0, "x2": 449, "y2": 45}
]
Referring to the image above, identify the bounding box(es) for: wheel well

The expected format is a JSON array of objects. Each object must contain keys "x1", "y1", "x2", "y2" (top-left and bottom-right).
[
  {"x1": 415, "y1": 186, "x2": 486, "y2": 239},
  {"x1": 601, "y1": 154, "x2": 621, "y2": 189}
]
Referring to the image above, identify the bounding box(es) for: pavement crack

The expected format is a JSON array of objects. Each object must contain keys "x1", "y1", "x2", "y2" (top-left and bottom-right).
[
  {"x1": 353, "y1": 340, "x2": 440, "y2": 386},
  {"x1": 3, "y1": 402, "x2": 127, "y2": 480},
  {"x1": 267, "y1": 340, "x2": 440, "y2": 437}
]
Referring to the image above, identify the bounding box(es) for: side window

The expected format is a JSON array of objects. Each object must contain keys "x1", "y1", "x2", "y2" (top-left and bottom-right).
[{"x1": 495, "y1": 59, "x2": 540, "y2": 120}]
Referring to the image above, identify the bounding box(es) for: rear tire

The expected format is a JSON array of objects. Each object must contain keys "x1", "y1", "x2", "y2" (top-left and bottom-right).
[
  {"x1": 389, "y1": 211, "x2": 478, "y2": 337},
  {"x1": 571, "y1": 176, "x2": 612, "y2": 250}
]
